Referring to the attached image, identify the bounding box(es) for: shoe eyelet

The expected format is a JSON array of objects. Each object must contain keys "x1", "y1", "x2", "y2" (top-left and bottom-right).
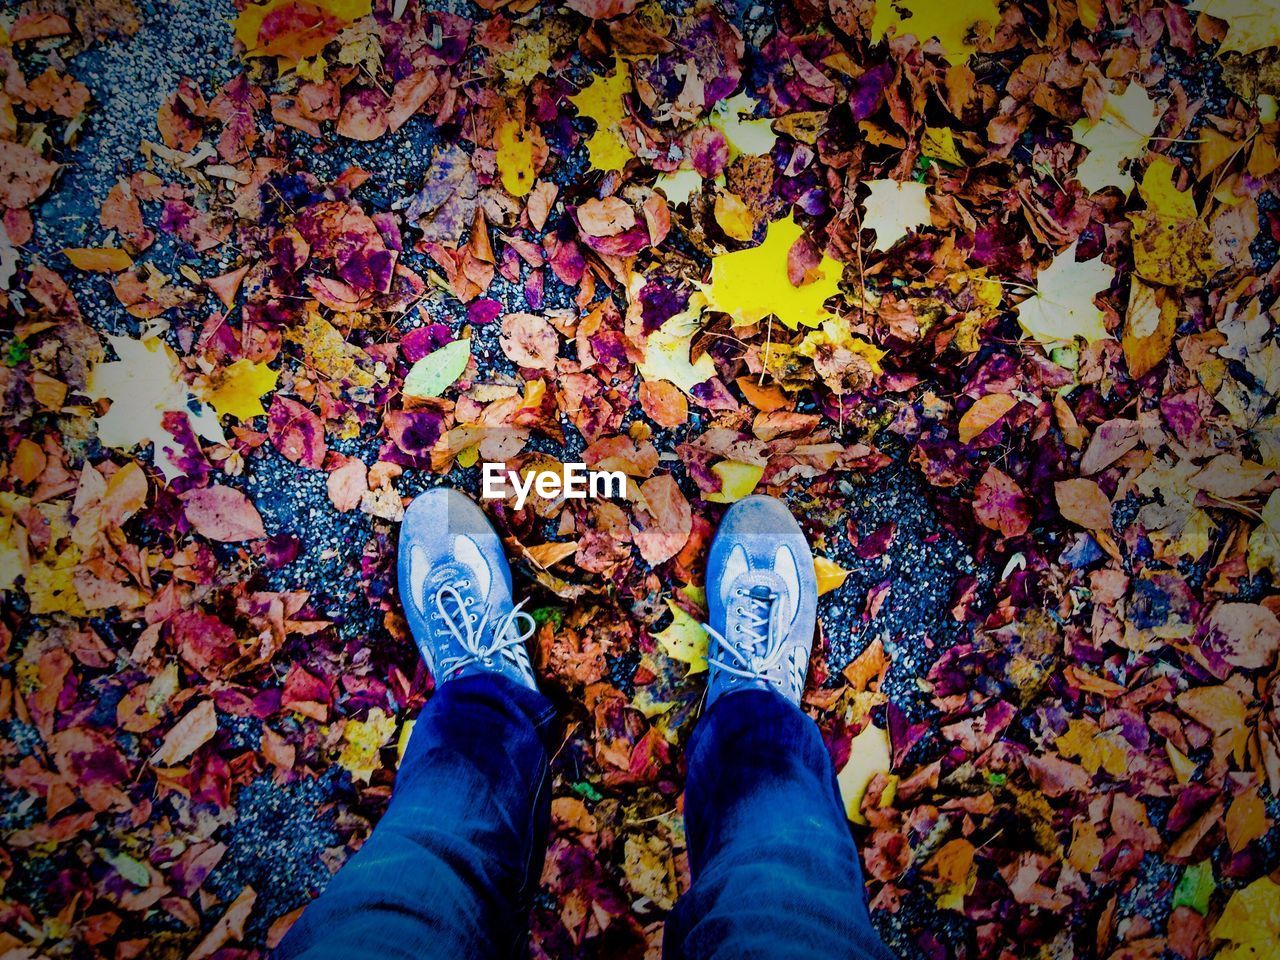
[
  {"x1": 734, "y1": 624, "x2": 742, "y2": 634},
  {"x1": 470, "y1": 614, "x2": 478, "y2": 623},
  {"x1": 464, "y1": 597, "x2": 473, "y2": 606},
  {"x1": 483, "y1": 656, "x2": 493, "y2": 665}
]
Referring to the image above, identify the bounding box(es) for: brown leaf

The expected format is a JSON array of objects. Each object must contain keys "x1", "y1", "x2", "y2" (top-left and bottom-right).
[
  {"x1": 973, "y1": 465, "x2": 1031, "y2": 538},
  {"x1": 1054, "y1": 478, "x2": 1112, "y2": 530},
  {"x1": 632, "y1": 474, "x2": 692, "y2": 566},
  {"x1": 958, "y1": 393, "x2": 1016, "y2": 444},
  {"x1": 181, "y1": 485, "x2": 267, "y2": 541},
  {"x1": 1202, "y1": 603, "x2": 1280, "y2": 671},
  {"x1": 151, "y1": 699, "x2": 217, "y2": 766},
  {"x1": 500, "y1": 312, "x2": 559, "y2": 371},
  {"x1": 326, "y1": 457, "x2": 368, "y2": 513}
]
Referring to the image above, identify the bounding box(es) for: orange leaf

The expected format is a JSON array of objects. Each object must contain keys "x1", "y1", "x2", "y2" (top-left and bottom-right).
[
  {"x1": 842, "y1": 637, "x2": 887, "y2": 692},
  {"x1": 958, "y1": 393, "x2": 1016, "y2": 443},
  {"x1": 1054, "y1": 478, "x2": 1113, "y2": 530},
  {"x1": 63, "y1": 247, "x2": 133, "y2": 272}
]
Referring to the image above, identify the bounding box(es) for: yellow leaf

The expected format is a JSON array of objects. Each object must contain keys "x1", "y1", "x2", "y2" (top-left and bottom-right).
[
  {"x1": 1123, "y1": 278, "x2": 1177, "y2": 378},
  {"x1": 705, "y1": 461, "x2": 764, "y2": 504},
  {"x1": 337, "y1": 708, "x2": 397, "y2": 783},
  {"x1": 495, "y1": 120, "x2": 538, "y2": 198},
  {"x1": 654, "y1": 598, "x2": 708, "y2": 674},
  {"x1": 203, "y1": 359, "x2": 279, "y2": 422},
  {"x1": 1211, "y1": 877, "x2": 1280, "y2": 958},
  {"x1": 85, "y1": 335, "x2": 225, "y2": 483},
  {"x1": 862, "y1": 179, "x2": 931, "y2": 250},
  {"x1": 1139, "y1": 156, "x2": 1198, "y2": 219},
  {"x1": 1054, "y1": 718, "x2": 1128, "y2": 777},
  {"x1": 1014, "y1": 241, "x2": 1113, "y2": 345},
  {"x1": 813, "y1": 556, "x2": 850, "y2": 596},
  {"x1": 1129, "y1": 159, "x2": 1220, "y2": 285},
  {"x1": 958, "y1": 393, "x2": 1016, "y2": 443},
  {"x1": 1071, "y1": 83, "x2": 1163, "y2": 194},
  {"x1": 922, "y1": 126, "x2": 964, "y2": 165},
  {"x1": 1190, "y1": 0, "x2": 1280, "y2": 55},
  {"x1": 1166, "y1": 741, "x2": 1197, "y2": 784},
  {"x1": 711, "y1": 93, "x2": 777, "y2": 158},
  {"x1": 26, "y1": 545, "x2": 86, "y2": 616},
  {"x1": 569, "y1": 61, "x2": 632, "y2": 173},
  {"x1": 637, "y1": 304, "x2": 717, "y2": 396},
  {"x1": 654, "y1": 169, "x2": 703, "y2": 206},
  {"x1": 63, "y1": 247, "x2": 133, "y2": 272},
  {"x1": 714, "y1": 191, "x2": 756, "y2": 241},
  {"x1": 870, "y1": 0, "x2": 999, "y2": 63},
  {"x1": 704, "y1": 214, "x2": 843, "y2": 330},
  {"x1": 837, "y1": 722, "x2": 892, "y2": 824}
]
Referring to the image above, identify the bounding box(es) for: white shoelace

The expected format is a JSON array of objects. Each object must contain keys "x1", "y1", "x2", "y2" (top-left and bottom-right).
[
  {"x1": 705, "y1": 585, "x2": 787, "y2": 682},
  {"x1": 432, "y1": 582, "x2": 536, "y2": 674}
]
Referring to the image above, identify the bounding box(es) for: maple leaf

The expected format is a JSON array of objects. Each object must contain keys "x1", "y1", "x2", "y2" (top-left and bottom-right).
[
  {"x1": 1130, "y1": 157, "x2": 1220, "y2": 285},
  {"x1": 870, "y1": 0, "x2": 999, "y2": 63},
  {"x1": 202, "y1": 358, "x2": 279, "y2": 422},
  {"x1": 710, "y1": 92, "x2": 777, "y2": 158},
  {"x1": 85, "y1": 334, "x2": 225, "y2": 483},
  {"x1": 862, "y1": 179, "x2": 931, "y2": 250},
  {"x1": 337, "y1": 708, "x2": 397, "y2": 783},
  {"x1": 1071, "y1": 83, "x2": 1163, "y2": 194},
  {"x1": 1014, "y1": 241, "x2": 1114, "y2": 345},
  {"x1": 1190, "y1": 0, "x2": 1280, "y2": 55},
  {"x1": 837, "y1": 722, "x2": 892, "y2": 824},
  {"x1": 1211, "y1": 876, "x2": 1280, "y2": 959},
  {"x1": 636, "y1": 292, "x2": 717, "y2": 394},
  {"x1": 569, "y1": 61, "x2": 632, "y2": 173},
  {"x1": 704, "y1": 214, "x2": 843, "y2": 330},
  {"x1": 653, "y1": 594, "x2": 708, "y2": 674}
]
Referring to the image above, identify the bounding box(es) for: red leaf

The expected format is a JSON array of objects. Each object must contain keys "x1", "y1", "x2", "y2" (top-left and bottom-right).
[
  {"x1": 267, "y1": 396, "x2": 327, "y2": 469},
  {"x1": 180, "y1": 485, "x2": 267, "y2": 541}
]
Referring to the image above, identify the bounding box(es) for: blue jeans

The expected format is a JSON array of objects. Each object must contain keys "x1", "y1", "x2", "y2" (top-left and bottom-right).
[{"x1": 276, "y1": 675, "x2": 895, "y2": 960}]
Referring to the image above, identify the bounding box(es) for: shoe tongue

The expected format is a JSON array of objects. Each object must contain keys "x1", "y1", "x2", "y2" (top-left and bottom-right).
[{"x1": 748, "y1": 584, "x2": 773, "y2": 601}]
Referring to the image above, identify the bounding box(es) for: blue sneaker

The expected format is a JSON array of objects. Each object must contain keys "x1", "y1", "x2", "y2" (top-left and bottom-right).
[
  {"x1": 704, "y1": 495, "x2": 818, "y2": 706},
  {"x1": 397, "y1": 488, "x2": 537, "y2": 689}
]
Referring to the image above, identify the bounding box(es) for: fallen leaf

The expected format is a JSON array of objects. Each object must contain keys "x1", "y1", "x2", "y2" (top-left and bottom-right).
[
  {"x1": 204, "y1": 358, "x2": 279, "y2": 422},
  {"x1": 500, "y1": 313, "x2": 559, "y2": 370},
  {"x1": 862, "y1": 180, "x2": 931, "y2": 250},
  {"x1": 152, "y1": 700, "x2": 217, "y2": 766},
  {"x1": 337, "y1": 708, "x2": 396, "y2": 783},
  {"x1": 654, "y1": 597, "x2": 708, "y2": 674},
  {"x1": 1054, "y1": 478, "x2": 1112, "y2": 530},
  {"x1": 1015, "y1": 241, "x2": 1114, "y2": 345},
  {"x1": 704, "y1": 461, "x2": 764, "y2": 504},
  {"x1": 838, "y1": 722, "x2": 892, "y2": 824},
  {"x1": 1071, "y1": 82, "x2": 1163, "y2": 194},
  {"x1": 403, "y1": 339, "x2": 471, "y2": 398},
  {"x1": 814, "y1": 556, "x2": 850, "y2": 595},
  {"x1": 704, "y1": 214, "x2": 842, "y2": 330},
  {"x1": 958, "y1": 393, "x2": 1016, "y2": 444},
  {"x1": 180, "y1": 485, "x2": 268, "y2": 542},
  {"x1": 63, "y1": 247, "x2": 133, "y2": 272}
]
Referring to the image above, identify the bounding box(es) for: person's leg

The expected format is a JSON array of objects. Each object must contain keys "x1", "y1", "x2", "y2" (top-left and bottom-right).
[
  {"x1": 664, "y1": 495, "x2": 895, "y2": 960},
  {"x1": 278, "y1": 488, "x2": 553, "y2": 960},
  {"x1": 275, "y1": 673, "x2": 556, "y2": 960},
  {"x1": 663, "y1": 689, "x2": 895, "y2": 960}
]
